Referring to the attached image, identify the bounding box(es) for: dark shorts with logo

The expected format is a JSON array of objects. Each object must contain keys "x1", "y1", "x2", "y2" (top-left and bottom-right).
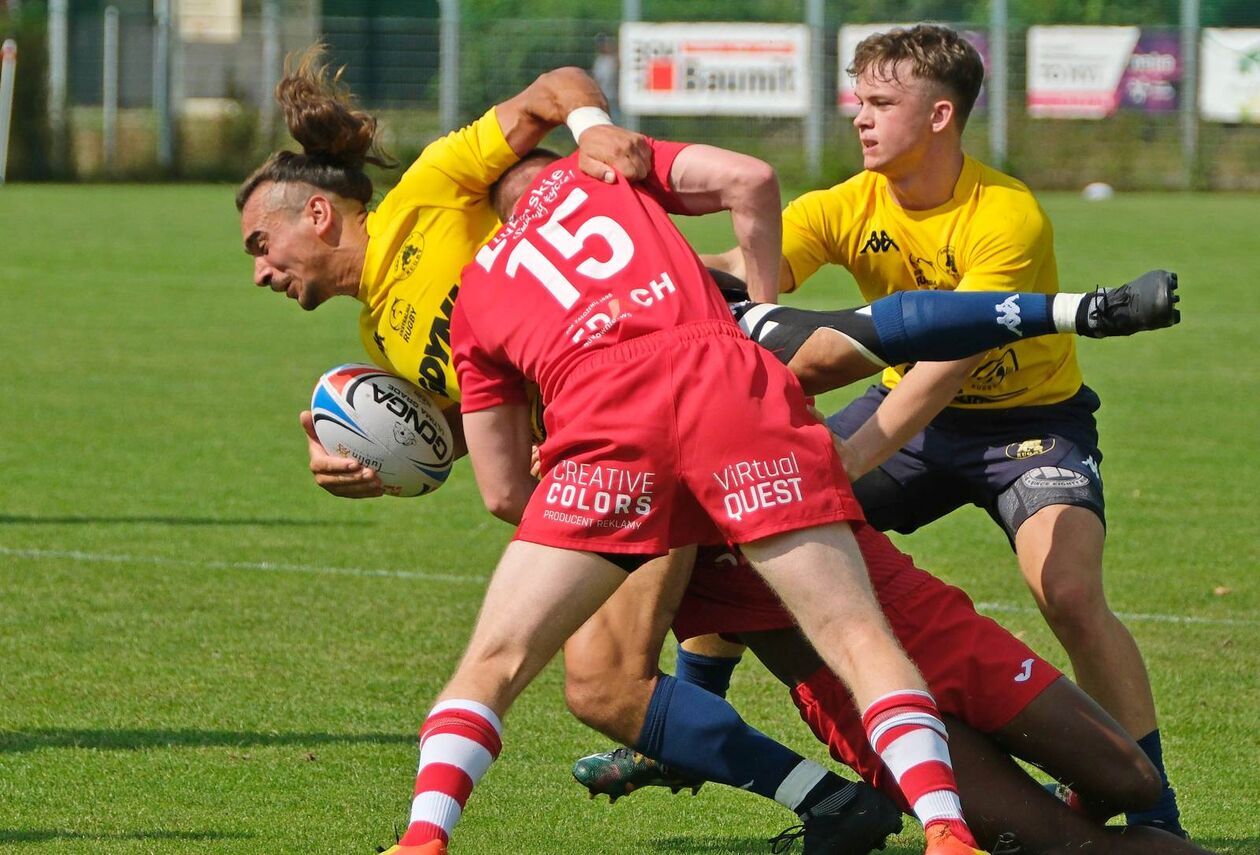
[{"x1": 826, "y1": 385, "x2": 1105, "y2": 546}]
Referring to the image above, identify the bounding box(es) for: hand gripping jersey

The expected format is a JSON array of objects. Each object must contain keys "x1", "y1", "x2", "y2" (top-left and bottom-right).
[
  {"x1": 781, "y1": 156, "x2": 1081, "y2": 408},
  {"x1": 356, "y1": 108, "x2": 519, "y2": 408},
  {"x1": 452, "y1": 140, "x2": 733, "y2": 411}
]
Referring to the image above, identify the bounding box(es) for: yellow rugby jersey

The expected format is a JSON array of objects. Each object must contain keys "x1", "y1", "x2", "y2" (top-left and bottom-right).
[
  {"x1": 357, "y1": 108, "x2": 519, "y2": 407},
  {"x1": 782, "y1": 155, "x2": 1082, "y2": 408}
]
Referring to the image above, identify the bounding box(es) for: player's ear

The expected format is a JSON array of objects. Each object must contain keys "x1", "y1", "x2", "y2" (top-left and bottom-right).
[
  {"x1": 306, "y1": 194, "x2": 336, "y2": 237},
  {"x1": 930, "y1": 97, "x2": 956, "y2": 134}
]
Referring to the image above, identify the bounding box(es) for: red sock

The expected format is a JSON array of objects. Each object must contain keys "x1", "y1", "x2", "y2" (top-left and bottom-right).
[
  {"x1": 862, "y1": 690, "x2": 976, "y2": 848},
  {"x1": 398, "y1": 700, "x2": 503, "y2": 846}
]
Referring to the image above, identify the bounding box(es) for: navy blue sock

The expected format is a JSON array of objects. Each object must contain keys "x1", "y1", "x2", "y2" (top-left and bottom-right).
[
  {"x1": 1126, "y1": 729, "x2": 1184, "y2": 832},
  {"x1": 870, "y1": 290, "x2": 1058, "y2": 365},
  {"x1": 674, "y1": 643, "x2": 741, "y2": 698},
  {"x1": 635, "y1": 674, "x2": 802, "y2": 801}
]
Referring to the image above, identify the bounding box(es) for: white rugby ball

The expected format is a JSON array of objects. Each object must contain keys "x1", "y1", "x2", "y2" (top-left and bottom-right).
[{"x1": 311, "y1": 364, "x2": 454, "y2": 497}]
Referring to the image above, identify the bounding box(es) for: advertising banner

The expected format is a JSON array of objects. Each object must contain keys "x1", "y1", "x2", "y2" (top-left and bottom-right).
[
  {"x1": 179, "y1": 0, "x2": 241, "y2": 44},
  {"x1": 1119, "y1": 31, "x2": 1180, "y2": 112},
  {"x1": 837, "y1": 24, "x2": 988, "y2": 115},
  {"x1": 1027, "y1": 26, "x2": 1180, "y2": 118},
  {"x1": 619, "y1": 22, "x2": 810, "y2": 117},
  {"x1": 1200, "y1": 28, "x2": 1260, "y2": 123}
]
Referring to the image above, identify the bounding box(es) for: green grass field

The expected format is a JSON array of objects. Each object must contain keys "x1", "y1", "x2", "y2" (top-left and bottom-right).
[{"x1": 0, "y1": 185, "x2": 1257, "y2": 854}]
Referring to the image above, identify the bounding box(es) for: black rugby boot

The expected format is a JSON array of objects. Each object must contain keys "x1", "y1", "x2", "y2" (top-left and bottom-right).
[{"x1": 1079, "y1": 269, "x2": 1180, "y2": 337}]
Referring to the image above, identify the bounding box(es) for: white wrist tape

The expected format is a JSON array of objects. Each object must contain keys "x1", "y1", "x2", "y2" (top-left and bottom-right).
[{"x1": 565, "y1": 106, "x2": 613, "y2": 143}]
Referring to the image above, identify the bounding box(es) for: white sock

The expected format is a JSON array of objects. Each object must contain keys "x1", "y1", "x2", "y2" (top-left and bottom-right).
[{"x1": 1052, "y1": 293, "x2": 1086, "y2": 333}]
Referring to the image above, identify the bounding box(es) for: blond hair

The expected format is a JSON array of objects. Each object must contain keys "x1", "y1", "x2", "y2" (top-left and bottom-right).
[{"x1": 849, "y1": 25, "x2": 984, "y2": 128}]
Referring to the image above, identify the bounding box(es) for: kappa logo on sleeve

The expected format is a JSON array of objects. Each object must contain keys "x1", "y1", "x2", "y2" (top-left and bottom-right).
[{"x1": 995, "y1": 294, "x2": 1023, "y2": 335}]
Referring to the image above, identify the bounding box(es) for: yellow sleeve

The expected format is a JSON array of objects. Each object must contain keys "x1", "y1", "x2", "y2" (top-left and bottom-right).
[
  {"x1": 956, "y1": 200, "x2": 1055, "y2": 294},
  {"x1": 781, "y1": 188, "x2": 851, "y2": 293},
  {"x1": 388, "y1": 108, "x2": 521, "y2": 214}
]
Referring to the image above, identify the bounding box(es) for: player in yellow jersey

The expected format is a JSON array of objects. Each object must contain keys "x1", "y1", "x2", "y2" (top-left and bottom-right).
[
  {"x1": 235, "y1": 46, "x2": 650, "y2": 497},
  {"x1": 235, "y1": 48, "x2": 921, "y2": 855},
  {"x1": 702, "y1": 24, "x2": 1185, "y2": 836}
]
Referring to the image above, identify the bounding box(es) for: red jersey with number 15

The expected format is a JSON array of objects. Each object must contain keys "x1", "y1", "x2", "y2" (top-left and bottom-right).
[{"x1": 452, "y1": 139, "x2": 734, "y2": 414}]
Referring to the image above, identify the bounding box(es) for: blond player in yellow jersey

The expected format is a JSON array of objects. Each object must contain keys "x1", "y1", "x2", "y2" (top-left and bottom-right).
[
  {"x1": 704, "y1": 24, "x2": 1186, "y2": 836},
  {"x1": 235, "y1": 47, "x2": 650, "y2": 498}
]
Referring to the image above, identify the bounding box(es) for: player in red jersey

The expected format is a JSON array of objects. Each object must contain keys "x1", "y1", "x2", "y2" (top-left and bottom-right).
[
  {"x1": 671, "y1": 528, "x2": 1215, "y2": 855},
  {"x1": 386, "y1": 140, "x2": 987, "y2": 855}
]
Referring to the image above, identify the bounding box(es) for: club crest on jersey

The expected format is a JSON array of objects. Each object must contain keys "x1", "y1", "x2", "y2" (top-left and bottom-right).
[
  {"x1": 954, "y1": 349, "x2": 1026, "y2": 404},
  {"x1": 391, "y1": 231, "x2": 425, "y2": 279},
  {"x1": 1005, "y1": 438, "x2": 1055, "y2": 459},
  {"x1": 908, "y1": 253, "x2": 944, "y2": 289}
]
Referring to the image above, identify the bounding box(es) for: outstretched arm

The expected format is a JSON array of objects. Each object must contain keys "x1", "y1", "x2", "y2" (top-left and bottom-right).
[
  {"x1": 495, "y1": 67, "x2": 651, "y2": 183},
  {"x1": 666, "y1": 145, "x2": 782, "y2": 303}
]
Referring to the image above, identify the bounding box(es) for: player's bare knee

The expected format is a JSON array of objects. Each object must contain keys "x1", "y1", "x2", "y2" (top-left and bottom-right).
[
  {"x1": 563, "y1": 667, "x2": 622, "y2": 728},
  {"x1": 1076, "y1": 738, "x2": 1161, "y2": 812},
  {"x1": 1037, "y1": 577, "x2": 1110, "y2": 638},
  {"x1": 1113, "y1": 751, "x2": 1162, "y2": 811}
]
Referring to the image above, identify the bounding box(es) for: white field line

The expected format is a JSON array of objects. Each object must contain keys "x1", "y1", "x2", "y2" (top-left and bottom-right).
[
  {"x1": 972, "y1": 600, "x2": 1256, "y2": 628},
  {"x1": 1, "y1": 545, "x2": 1254, "y2": 628},
  {"x1": 0, "y1": 545, "x2": 485, "y2": 586}
]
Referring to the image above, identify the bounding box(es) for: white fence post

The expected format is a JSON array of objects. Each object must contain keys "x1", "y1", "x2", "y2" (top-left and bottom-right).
[
  {"x1": 1180, "y1": 0, "x2": 1199, "y2": 188},
  {"x1": 0, "y1": 39, "x2": 16, "y2": 184},
  {"x1": 988, "y1": 0, "x2": 1009, "y2": 170},
  {"x1": 622, "y1": 0, "x2": 640, "y2": 132},
  {"x1": 153, "y1": 0, "x2": 174, "y2": 170},
  {"x1": 261, "y1": 0, "x2": 280, "y2": 144},
  {"x1": 439, "y1": 0, "x2": 460, "y2": 132},
  {"x1": 48, "y1": 0, "x2": 67, "y2": 166},
  {"x1": 103, "y1": 6, "x2": 119, "y2": 170},
  {"x1": 805, "y1": 0, "x2": 824, "y2": 181}
]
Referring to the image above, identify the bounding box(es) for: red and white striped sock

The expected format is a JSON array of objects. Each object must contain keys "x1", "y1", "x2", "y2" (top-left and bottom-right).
[
  {"x1": 397, "y1": 699, "x2": 503, "y2": 847},
  {"x1": 862, "y1": 689, "x2": 976, "y2": 847}
]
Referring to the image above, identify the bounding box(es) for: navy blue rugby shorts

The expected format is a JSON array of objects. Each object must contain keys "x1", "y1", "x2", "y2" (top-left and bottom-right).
[{"x1": 826, "y1": 384, "x2": 1106, "y2": 545}]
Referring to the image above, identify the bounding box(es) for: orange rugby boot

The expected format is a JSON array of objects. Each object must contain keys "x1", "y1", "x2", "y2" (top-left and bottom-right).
[
  {"x1": 378, "y1": 841, "x2": 447, "y2": 855},
  {"x1": 924, "y1": 824, "x2": 987, "y2": 855}
]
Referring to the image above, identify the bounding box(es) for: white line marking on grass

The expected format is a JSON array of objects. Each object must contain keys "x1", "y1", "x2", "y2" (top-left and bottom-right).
[
  {"x1": 3, "y1": 546, "x2": 1254, "y2": 627},
  {"x1": 974, "y1": 600, "x2": 1257, "y2": 628},
  {"x1": 0, "y1": 546, "x2": 486, "y2": 585}
]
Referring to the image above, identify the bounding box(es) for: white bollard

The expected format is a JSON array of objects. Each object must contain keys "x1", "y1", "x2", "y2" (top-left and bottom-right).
[
  {"x1": 0, "y1": 39, "x2": 17, "y2": 185},
  {"x1": 103, "y1": 6, "x2": 119, "y2": 169}
]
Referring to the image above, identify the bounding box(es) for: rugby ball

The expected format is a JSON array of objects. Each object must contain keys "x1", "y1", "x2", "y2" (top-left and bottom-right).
[{"x1": 310, "y1": 364, "x2": 454, "y2": 497}]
